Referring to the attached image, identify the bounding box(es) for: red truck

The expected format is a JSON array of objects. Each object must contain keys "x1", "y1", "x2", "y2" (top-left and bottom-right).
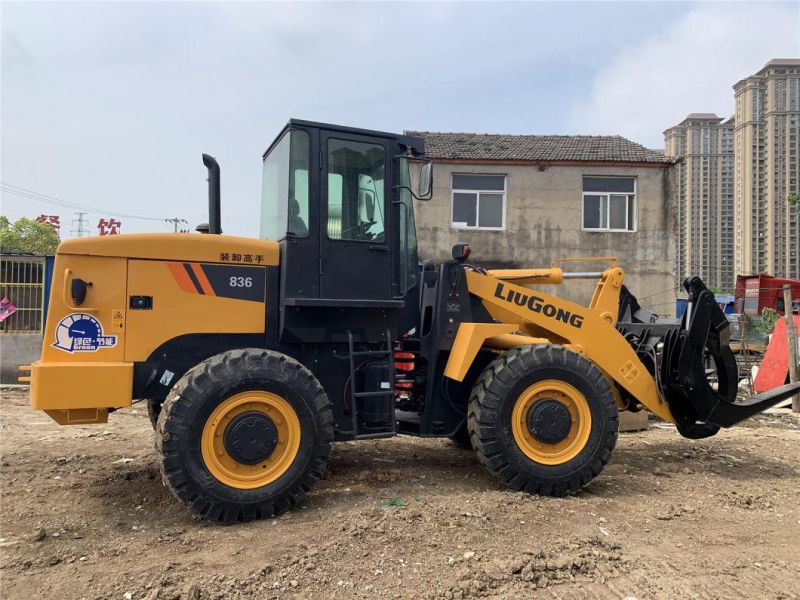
[{"x1": 735, "y1": 274, "x2": 800, "y2": 316}]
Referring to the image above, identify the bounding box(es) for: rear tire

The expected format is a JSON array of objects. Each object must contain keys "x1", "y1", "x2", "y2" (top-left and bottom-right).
[
  {"x1": 468, "y1": 345, "x2": 617, "y2": 496},
  {"x1": 155, "y1": 348, "x2": 333, "y2": 522}
]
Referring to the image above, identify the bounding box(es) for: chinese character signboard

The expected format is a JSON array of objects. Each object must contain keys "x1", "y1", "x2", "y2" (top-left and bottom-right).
[
  {"x1": 97, "y1": 218, "x2": 122, "y2": 235},
  {"x1": 36, "y1": 215, "x2": 61, "y2": 236}
]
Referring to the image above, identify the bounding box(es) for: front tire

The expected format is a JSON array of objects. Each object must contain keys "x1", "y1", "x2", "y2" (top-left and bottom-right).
[
  {"x1": 448, "y1": 423, "x2": 473, "y2": 449},
  {"x1": 155, "y1": 348, "x2": 333, "y2": 522},
  {"x1": 468, "y1": 345, "x2": 618, "y2": 496}
]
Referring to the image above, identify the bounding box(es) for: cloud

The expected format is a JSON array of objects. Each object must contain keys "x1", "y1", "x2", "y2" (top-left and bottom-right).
[
  {"x1": 567, "y1": 2, "x2": 800, "y2": 147},
  {"x1": 5, "y1": 1, "x2": 788, "y2": 236},
  {"x1": 2, "y1": 1, "x2": 662, "y2": 236}
]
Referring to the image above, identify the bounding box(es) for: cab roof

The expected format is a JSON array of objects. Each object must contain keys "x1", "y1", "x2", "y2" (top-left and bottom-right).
[{"x1": 264, "y1": 119, "x2": 425, "y2": 158}]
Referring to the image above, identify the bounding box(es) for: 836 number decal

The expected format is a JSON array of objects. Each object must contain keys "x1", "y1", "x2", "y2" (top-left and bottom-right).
[{"x1": 229, "y1": 276, "x2": 253, "y2": 288}]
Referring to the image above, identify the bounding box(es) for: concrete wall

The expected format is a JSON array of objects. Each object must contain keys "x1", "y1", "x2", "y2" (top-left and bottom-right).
[
  {"x1": 1, "y1": 334, "x2": 42, "y2": 384},
  {"x1": 413, "y1": 162, "x2": 677, "y2": 313}
]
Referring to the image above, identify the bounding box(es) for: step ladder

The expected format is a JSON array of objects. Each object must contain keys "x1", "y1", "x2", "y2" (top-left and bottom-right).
[{"x1": 346, "y1": 328, "x2": 396, "y2": 439}]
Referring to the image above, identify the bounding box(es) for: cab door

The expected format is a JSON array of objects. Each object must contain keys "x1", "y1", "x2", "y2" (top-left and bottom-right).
[{"x1": 319, "y1": 132, "x2": 392, "y2": 301}]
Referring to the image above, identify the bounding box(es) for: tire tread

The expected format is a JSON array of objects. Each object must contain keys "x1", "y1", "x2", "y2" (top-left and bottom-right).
[
  {"x1": 468, "y1": 344, "x2": 618, "y2": 497},
  {"x1": 156, "y1": 348, "x2": 333, "y2": 523}
]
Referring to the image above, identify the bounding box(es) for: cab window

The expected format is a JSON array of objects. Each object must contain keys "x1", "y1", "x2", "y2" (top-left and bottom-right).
[
  {"x1": 327, "y1": 139, "x2": 385, "y2": 242},
  {"x1": 260, "y1": 129, "x2": 310, "y2": 240}
]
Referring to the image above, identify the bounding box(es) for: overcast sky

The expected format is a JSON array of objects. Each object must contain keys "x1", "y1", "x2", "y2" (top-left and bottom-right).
[{"x1": 2, "y1": 1, "x2": 798, "y2": 238}]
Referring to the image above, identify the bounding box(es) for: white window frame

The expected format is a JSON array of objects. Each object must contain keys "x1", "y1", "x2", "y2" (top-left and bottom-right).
[
  {"x1": 581, "y1": 177, "x2": 637, "y2": 233},
  {"x1": 450, "y1": 173, "x2": 507, "y2": 231}
]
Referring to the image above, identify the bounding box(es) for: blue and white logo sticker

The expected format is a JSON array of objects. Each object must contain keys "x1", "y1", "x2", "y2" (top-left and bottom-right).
[{"x1": 53, "y1": 313, "x2": 117, "y2": 352}]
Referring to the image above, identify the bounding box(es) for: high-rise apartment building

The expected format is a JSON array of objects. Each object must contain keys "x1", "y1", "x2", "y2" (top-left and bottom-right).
[
  {"x1": 665, "y1": 114, "x2": 735, "y2": 290},
  {"x1": 734, "y1": 59, "x2": 800, "y2": 279}
]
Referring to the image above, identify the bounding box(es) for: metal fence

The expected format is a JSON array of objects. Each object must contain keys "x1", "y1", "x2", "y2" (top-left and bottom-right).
[{"x1": 0, "y1": 255, "x2": 48, "y2": 334}]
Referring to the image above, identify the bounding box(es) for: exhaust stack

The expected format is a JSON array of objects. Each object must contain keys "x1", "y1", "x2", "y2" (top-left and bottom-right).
[{"x1": 202, "y1": 153, "x2": 222, "y2": 234}]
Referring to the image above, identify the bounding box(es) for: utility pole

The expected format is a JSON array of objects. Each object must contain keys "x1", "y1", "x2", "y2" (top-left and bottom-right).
[
  {"x1": 165, "y1": 218, "x2": 189, "y2": 233},
  {"x1": 740, "y1": 314, "x2": 754, "y2": 395},
  {"x1": 70, "y1": 212, "x2": 89, "y2": 238},
  {"x1": 783, "y1": 285, "x2": 799, "y2": 412}
]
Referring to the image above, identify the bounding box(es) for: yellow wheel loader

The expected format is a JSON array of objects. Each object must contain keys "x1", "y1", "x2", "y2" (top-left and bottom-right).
[{"x1": 21, "y1": 120, "x2": 800, "y2": 522}]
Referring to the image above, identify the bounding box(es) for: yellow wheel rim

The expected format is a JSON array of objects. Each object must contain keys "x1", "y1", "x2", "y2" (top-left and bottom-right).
[
  {"x1": 201, "y1": 391, "x2": 301, "y2": 489},
  {"x1": 511, "y1": 379, "x2": 591, "y2": 466}
]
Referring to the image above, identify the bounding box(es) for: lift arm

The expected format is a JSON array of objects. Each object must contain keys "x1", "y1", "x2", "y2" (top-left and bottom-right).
[{"x1": 448, "y1": 269, "x2": 676, "y2": 423}]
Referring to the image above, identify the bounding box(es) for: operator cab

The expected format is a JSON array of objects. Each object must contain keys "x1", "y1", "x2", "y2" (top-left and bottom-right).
[{"x1": 260, "y1": 120, "x2": 430, "y2": 320}]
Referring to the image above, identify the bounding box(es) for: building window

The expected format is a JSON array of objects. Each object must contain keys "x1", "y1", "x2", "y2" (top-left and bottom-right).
[
  {"x1": 451, "y1": 174, "x2": 506, "y2": 230},
  {"x1": 582, "y1": 176, "x2": 636, "y2": 232}
]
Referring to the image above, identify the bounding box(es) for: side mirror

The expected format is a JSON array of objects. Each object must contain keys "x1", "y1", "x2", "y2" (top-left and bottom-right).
[
  {"x1": 452, "y1": 243, "x2": 471, "y2": 262},
  {"x1": 418, "y1": 162, "x2": 433, "y2": 199}
]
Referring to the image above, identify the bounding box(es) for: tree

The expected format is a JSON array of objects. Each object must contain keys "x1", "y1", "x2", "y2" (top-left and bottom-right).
[
  {"x1": 789, "y1": 192, "x2": 800, "y2": 213},
  {"x1": 0, "y1": 216, "x2": 60, "y2": 254},
  {"x1": 706, "y1": 284, "x2": 734, "y2": 296},
  {"x1": 755, "y1": 307, "x2": 779, "y2": 336}
]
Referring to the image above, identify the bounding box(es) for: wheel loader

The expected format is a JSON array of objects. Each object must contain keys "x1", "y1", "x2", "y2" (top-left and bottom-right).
[{"x1": 21, "y1": 119, "x2": 800, "y2": 523}]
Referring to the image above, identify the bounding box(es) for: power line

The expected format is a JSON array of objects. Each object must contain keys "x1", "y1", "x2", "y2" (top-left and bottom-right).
[
  {"x1": 2, "y1": 182, "x2": 158, "y2": 219},
  {"x1": 0, "y1": 182, "x2": 166, "y2": 221}
]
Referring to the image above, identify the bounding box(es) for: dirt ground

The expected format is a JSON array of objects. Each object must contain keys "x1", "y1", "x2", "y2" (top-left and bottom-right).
[{"x1": 1, "y1": 387, "x2": 799, "y2": 600}]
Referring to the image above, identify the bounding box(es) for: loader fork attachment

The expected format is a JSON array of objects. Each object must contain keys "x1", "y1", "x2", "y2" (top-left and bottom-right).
[{"x1": 662, "y1": 277, "x2": 800, "y2": 438}]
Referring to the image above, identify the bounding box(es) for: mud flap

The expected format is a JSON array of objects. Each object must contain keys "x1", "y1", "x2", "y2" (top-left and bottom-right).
[{"x1": 664, "y1": 277, "x2": 800, "y2": 438}]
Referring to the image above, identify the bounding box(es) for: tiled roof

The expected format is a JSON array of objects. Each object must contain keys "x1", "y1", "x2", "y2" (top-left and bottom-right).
[{"x1": 405, "y1": 131, "x2": 674, "y2": 164}]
